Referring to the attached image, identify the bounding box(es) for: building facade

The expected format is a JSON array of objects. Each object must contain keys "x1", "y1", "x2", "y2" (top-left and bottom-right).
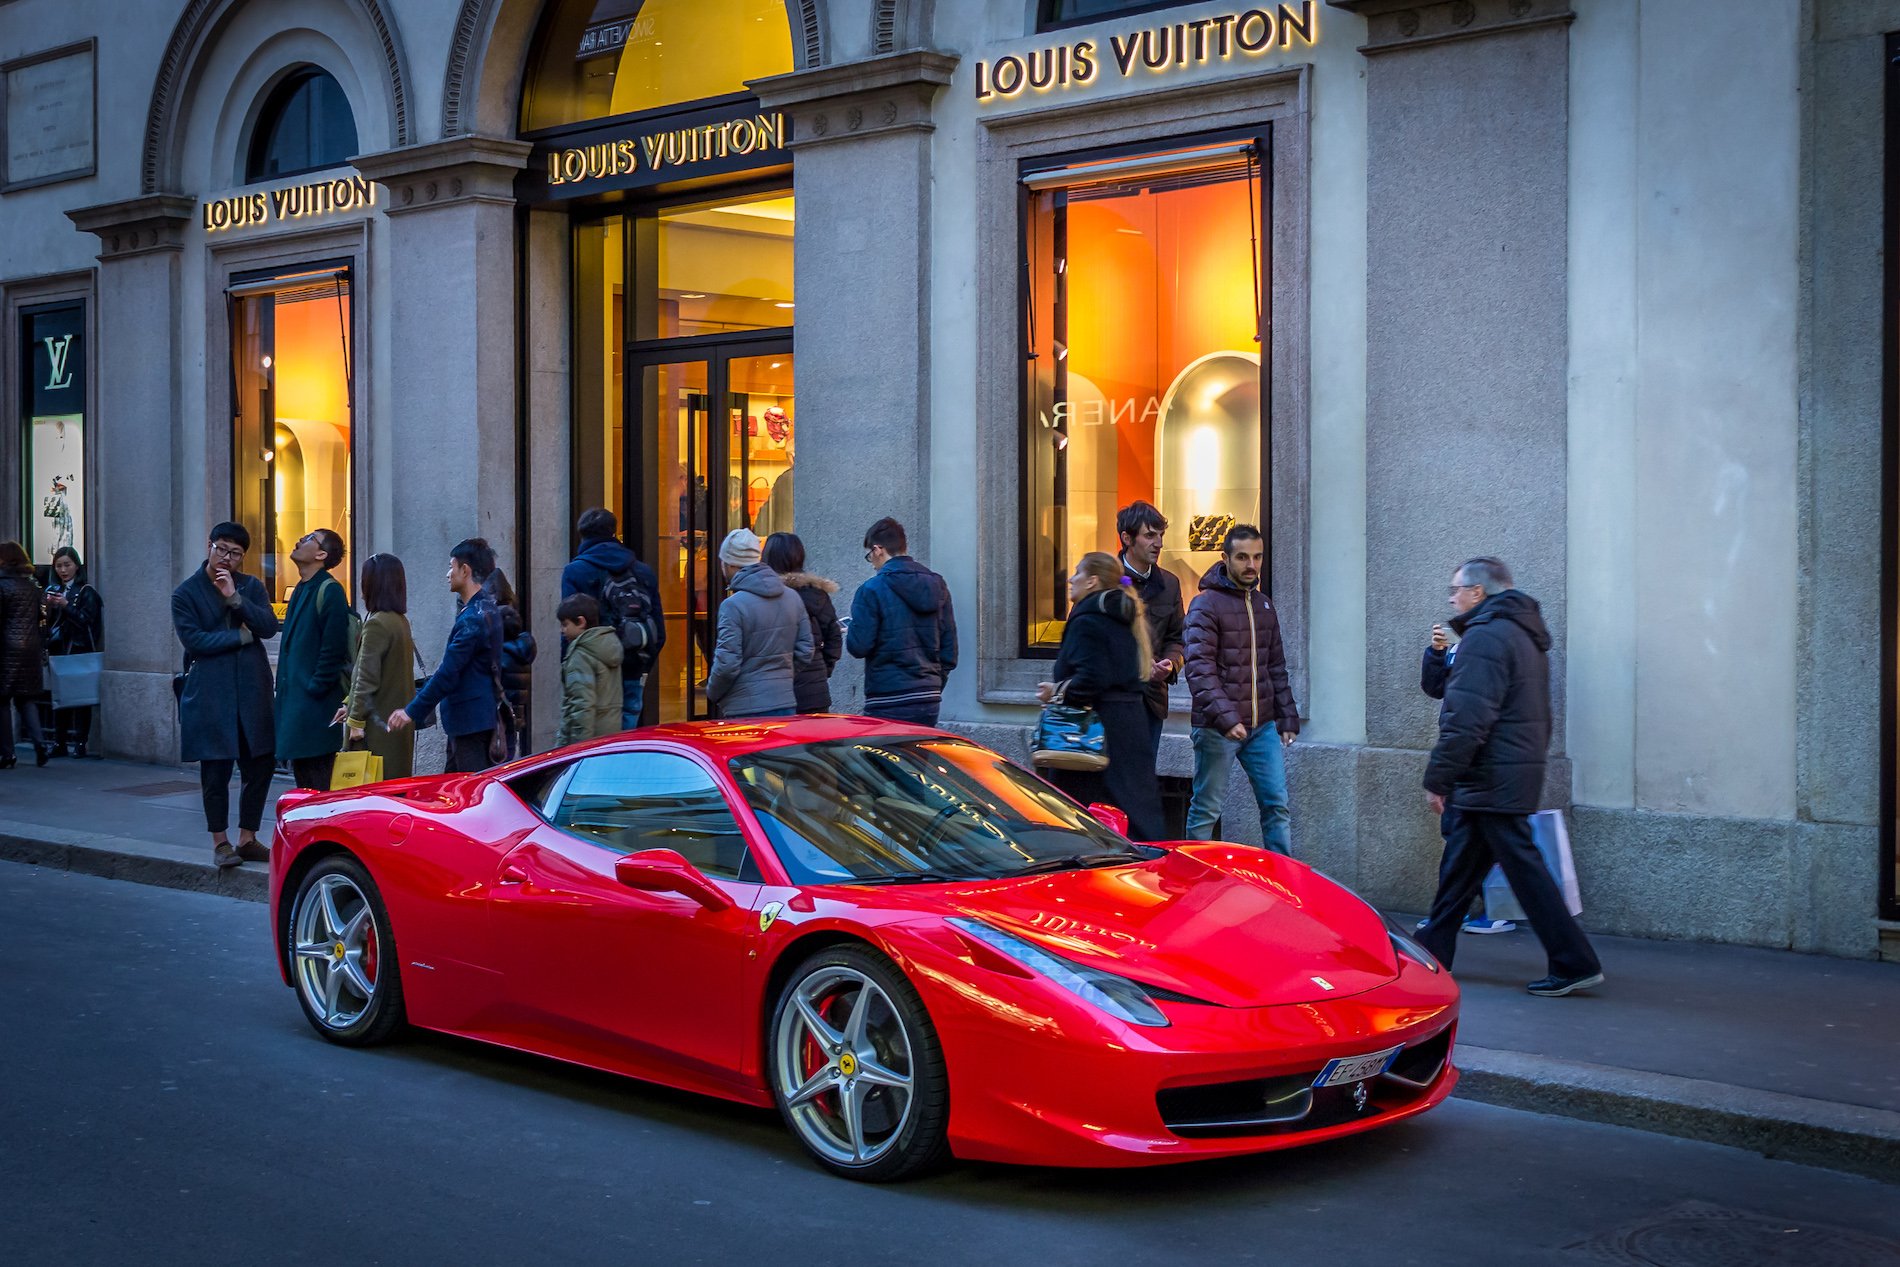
[{"x1": 0, "y1": 0, "x2": 1891, "y2": 957}]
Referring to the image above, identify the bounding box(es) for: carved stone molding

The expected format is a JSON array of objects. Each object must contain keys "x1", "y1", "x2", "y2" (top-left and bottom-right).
[
  {"x1": 66, "y1": 195, "x2": 198, "y2": 260},
  {"x1": 749, "y1": 48, "x2": 957, "y2": 149},
  {"x1": 351, "y1": 135, "x2": 531, "y2": 215},
  {"x1": 1327, "y1": 0, "x2": 1573, "y2": 54}
]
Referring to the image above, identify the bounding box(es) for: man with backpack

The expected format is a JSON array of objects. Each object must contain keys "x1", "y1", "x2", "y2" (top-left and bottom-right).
[{"x1": 562, "y1": 508, "x2": 663, "y2": 729}]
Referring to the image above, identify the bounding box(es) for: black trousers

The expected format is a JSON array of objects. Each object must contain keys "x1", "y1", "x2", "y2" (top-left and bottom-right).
[
  {"x1": 1, "y1": 695, "x2": 45, "y2": 753},
  {"x1": 864, "y1": 699, "x2": 940, "y2": 727},
  {"x1": 445, "y1": 729, "x2": 495, "y2": 775},
  {"x1": 1044, "y1": 696, "x2": 1168, "y2": 843},
  {"x1": 201, "y1": 731, "x2": 275, "y2": 834},
  {"x1": 290, "y1": 755, "x2": 336, "y2": 790},
  {"x1": 1418, "y1": 809, "x2": 1600, "y2": 979},
  {"x1": 51, "y1": 704, "x2": 91, "y2": 749}
]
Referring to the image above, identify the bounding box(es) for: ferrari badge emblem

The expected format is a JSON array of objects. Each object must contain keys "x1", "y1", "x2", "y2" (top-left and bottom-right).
[
  {"x1": 1311, "y1": 976, "x2": 1335, "y2": 991},
  {"x1": 758, "y1": 902, "x2": 783, "y2": 933},
  {"x1": 1353, "y1": 1082, "x2": 1369, "y2": 1112},
  {"x1": 838, "y1": 1051, "x2": 858, "y2": 1077}
]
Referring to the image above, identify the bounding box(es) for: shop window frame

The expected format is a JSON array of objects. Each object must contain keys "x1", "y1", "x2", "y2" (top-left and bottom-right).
[
  {"x1": 11, "y1": 289, "x2": 90, "y2": 566},
  {"x1": 1035, "y1": 0, "x2": 1195, "y2": 33},
  {"x1": 1014, "y1": 124, "x2": 1273, "y2": 661}
]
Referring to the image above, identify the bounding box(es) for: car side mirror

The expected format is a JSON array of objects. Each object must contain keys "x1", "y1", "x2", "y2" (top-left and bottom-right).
[
  {"x1": 1087, "y1": 803, "x2": 1130, "y2": 836},
  {"x1": 614, "y1": 849, "x2": 735, "y2": 911}
]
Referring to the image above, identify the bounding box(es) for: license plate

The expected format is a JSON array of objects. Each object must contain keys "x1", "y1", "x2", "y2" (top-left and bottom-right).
[{"x1": 1313, "y1": 1044, "x2": 1403, "y2": 1088}]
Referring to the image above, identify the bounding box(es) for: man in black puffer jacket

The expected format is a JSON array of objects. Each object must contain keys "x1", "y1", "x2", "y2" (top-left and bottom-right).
[{"x1": 1419, "y1": 556, "x2": 1602, "y2": 996}]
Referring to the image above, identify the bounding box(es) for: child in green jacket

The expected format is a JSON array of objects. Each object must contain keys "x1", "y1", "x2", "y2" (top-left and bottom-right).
[{"x1": 557, "y1": 594, "x2": 624, "y2": 747}]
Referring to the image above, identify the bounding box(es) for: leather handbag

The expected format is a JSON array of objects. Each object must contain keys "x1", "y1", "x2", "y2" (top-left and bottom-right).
[
  {"x1": 44, "y1": 651, "x2": 103, "y2": 709},
  {"x1": 1031, "y1": 681, "x2": 1109, "y2": 772}
]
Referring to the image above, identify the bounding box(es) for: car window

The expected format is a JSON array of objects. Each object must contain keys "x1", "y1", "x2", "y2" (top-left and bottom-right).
[
  {"x1": 549, "y1": 750, "x2": 755, "y2": 881},
  {"x1": 506, "y1": 761, "x2": 575, "y2": 817}
]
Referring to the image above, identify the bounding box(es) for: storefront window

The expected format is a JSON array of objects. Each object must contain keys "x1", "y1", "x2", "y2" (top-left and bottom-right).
[
  {"x1": 246, "y1": 68, "x2": 358, "y2": 182},
  {"x1": 1022, "y1": 143, "x2": 1265, "y2": 650},
  {"x1": 634, "y1": 192, "x2": 794, "y2": 339},
  {"x1": 20, "y1": 301, "x2": 84, "y2": 565},
  {"x1": 230, "y1": 266, "x2": 354, "y2": 609},
  {"x1": 521, "y1": 0, "x2": 794, "y2": 133}
]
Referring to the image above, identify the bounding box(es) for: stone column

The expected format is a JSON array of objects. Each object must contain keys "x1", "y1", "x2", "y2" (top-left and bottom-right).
[
  {"x1": 351, "y1": 137, "x2": 530, "y2": 704},
  {"x1": 752, "y1": 50, "x2": 957, "y2": 711},
  {"x1": 1329, "y1": 0, "x2": 1574, "y2": 902},
  {"x1": 66, "y1": 196, "x2": 196, "y2": 765}
]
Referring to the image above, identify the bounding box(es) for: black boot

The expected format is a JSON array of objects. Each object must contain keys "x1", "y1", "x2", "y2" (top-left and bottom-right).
[{"x1": 34, "y1": 743, "x2": 53, "y2": 768}]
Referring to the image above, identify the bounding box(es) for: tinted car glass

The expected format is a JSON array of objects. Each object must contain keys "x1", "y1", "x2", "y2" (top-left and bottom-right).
[
  {"x1": 729, "y1": 737, "x2": 1145, "y2": 884},
  {"x1": 551, "y1": 751, "x2": 755, "y2": 880}
]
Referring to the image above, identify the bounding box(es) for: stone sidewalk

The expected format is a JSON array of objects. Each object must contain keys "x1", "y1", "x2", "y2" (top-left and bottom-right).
[{"x1": 1, "y1": 754, "x2": 1895, "y2": 1183}]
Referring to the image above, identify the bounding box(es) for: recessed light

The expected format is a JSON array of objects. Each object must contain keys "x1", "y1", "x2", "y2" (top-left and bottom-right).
[
  {"x1": 774, "y1": 302, "x2": 795, "y2": 308},
  {"x1": 771, "y1": 362, "x2": 782, "y2": 368},
  {"x1": 261, "y1": 355, "x2": 272, "y2": 368},
  {"x1": 680, "y1": 293, "x2": 706, "y2": 299}
]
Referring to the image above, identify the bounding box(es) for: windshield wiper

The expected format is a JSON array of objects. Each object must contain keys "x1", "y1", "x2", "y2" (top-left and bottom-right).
[
  {"x1": 849, "y1": 869, "x2": 975, "y2": 886},
  {"x1": 1010, "y1": 852, "x2": 1135, "y2": 877}
]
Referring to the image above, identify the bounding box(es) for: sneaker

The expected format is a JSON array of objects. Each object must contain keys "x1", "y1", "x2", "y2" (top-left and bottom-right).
[
  {"x1": 1462, "y1": 917, "x2": 1517, "y2": 935},
  {"x1": 235, "y1": 840, "x2": 270, "y2": 864},
  {"x1": 1527, "y1": 972, "x2": 1605, "y2": 997},
  {"x1": 213, "y1": 843, "x2": 242, "y2": 869}
]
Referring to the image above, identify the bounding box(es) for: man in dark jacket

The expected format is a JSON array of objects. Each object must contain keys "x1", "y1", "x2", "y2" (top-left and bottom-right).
[
  {"x1": 562, "y1": 508, "x2": 662, "y2": 729},
  {"x1": 846, "y1": 517, "x2": 957, "y2": 725},
  {"x1": 172, "y1": 522, "x2": 278, "y2": 870},
  {"x1": 389, "y1": 538, "x2": 504, "y2": 773},
  {"x1": 1422, "y1": 622, "x2": 1516, "y2": 936},
  {"x1": 275, "y1": 529, "x2": 353, "y2": 790},
  {"x1": 1419, "y1": 556, "x2": 1603, "y2": 996},
  {"x1": 1183, "y1": 524, "x2": 1298, "y2": 850},
  {"x1": 1117, "y1": 502, "x2": 1186, "y2": 758}
]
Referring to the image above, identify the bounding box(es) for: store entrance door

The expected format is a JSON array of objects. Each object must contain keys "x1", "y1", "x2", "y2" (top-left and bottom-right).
[{"x1": 627, "y1": 338, "x2": 795, "y2": 723}]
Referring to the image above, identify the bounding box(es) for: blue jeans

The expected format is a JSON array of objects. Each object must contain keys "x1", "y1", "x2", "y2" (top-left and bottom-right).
[
  {"x1": 621, "y1": 677, "x2": 645, "y2": 731},
  {"x1": 1188, "y1": 725, "x2": 1290, "y2": 852}
]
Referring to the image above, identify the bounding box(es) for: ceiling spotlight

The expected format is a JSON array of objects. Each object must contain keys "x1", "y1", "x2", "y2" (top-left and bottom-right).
[
  {"x1": 680, "y1": 293, "x2": 706, "y2": 299},
  {"x1": 774, "y1": 302, "x2": 795, "y2": 308},
  {"x1": 261, "y1": 355, "x2": 272, "y2": 368}
]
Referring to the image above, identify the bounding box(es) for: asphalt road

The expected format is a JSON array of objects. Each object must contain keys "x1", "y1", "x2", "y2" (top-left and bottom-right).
[{"x1": 3, "y1": 862, "x2": 1897, "y2": 1267}]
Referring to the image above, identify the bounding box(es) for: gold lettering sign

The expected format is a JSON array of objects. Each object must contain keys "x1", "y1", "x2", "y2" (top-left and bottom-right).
[
  {"x1": 976, "y1": 3, "x2": 1317, "y2": 102},
  {"x1": 203, "y1": 176, "x2": 375, "y2": 232},
  {"x1": 546, "y1": 113, "x2": 786, "y2": 186}
]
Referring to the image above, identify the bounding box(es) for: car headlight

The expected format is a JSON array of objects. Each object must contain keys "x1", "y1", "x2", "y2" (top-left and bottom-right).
[
  {"x1": 947, "y1": 917, "x2": 1170, "y2": 1028},
  {"x1": 1383, "y1": 916, "x2": 1441, "y2": 973}
]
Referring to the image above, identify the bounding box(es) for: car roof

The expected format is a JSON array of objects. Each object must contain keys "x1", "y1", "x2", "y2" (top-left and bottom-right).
[{"x1": 604, "y1": 713, "x2": 949, "y2": 759}]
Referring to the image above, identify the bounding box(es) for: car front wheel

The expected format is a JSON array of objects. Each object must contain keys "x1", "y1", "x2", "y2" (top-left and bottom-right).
[
  {"x1": 769, "y1": 945, "x2": 950, "y2": 1181},
  {"x1": 289, "y1": 855, "x2": 406, "y2": 1046}
]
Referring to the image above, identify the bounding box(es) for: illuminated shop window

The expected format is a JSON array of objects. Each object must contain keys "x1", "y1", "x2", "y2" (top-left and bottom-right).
[
  {"x1": 21, "y1": 302, "x2": 85, "y2": 565},
  {"x1": 638, "y1": 192, "x2": 794, "y2": 339},
  {"x1": 247, "y1": 68, "x2": 358, "y2": 182},
  {"x1": 1022, "y1": 142, "x2": 1265, "y2": 651},
  {"x1": 520, "y1": 0, "x2": 794, "y2": 133}
]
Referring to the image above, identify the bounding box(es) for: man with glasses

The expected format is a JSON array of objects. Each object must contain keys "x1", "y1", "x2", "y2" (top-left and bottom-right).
[
  {"x1": 172, "y1": 522, "x2": 279, "y2": 869},
  {"x1": 846, "y1": 517, "x2": 958, "y2": 725}
]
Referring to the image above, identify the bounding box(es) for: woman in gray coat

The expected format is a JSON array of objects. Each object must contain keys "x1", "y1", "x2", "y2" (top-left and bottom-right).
[{"x1": 705, "y1": 529, "x2": 813, "y2": 719}]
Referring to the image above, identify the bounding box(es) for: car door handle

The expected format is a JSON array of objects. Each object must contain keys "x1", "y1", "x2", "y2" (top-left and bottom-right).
[{"x1": 498, "y1": 864, "x2": 528, "y2": 885}]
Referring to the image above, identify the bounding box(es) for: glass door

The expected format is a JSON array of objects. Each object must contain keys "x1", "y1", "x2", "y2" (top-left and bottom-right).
[{"x1": 628, "y1": 341, "x2": 793, "y2": 723}]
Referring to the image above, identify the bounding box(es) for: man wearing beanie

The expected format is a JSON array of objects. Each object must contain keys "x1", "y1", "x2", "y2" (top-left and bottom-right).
[{"x1": 705, "y1": 528, "x2": 814, "y2": 718}]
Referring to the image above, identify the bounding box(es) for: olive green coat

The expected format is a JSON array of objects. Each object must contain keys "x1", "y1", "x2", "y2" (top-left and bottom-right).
[
  {"x1": 344, "y1": 610, "x2": 417, "y2": 780},
  {"x1": 558, "y1": 624, "x2": 623, "y2": 748}
]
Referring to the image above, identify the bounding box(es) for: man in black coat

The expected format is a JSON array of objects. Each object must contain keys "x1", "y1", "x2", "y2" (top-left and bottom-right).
[
  {"x1": 172, "y1": 522, "x2": 279, "y2": 870},
  {"x1": 1116, "y1": 501, "x2": 1186, "y2": 757},
  {"x1": 1418, "y1": 556, "x2": 1602, "y2": 996}
]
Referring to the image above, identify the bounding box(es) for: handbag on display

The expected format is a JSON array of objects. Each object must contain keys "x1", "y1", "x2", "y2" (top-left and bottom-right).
[
  {"x1": 1031, "y1": 681, "x2": 1109, "y2": 771},
  {"x1": 330, "y1": 736, "x2": 383, "y2": 790},
  {"x1": 44, "y1": 651, "x2": 103, "y2": 709}
]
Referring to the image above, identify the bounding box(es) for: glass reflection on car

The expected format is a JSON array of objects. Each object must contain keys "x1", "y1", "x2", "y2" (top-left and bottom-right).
[{"x1": 728, "y1": 737, "x2": 1153, "y2": 885}]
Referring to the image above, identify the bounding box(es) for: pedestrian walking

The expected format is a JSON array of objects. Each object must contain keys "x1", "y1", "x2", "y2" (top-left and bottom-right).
[
  {"x1": 42, "y1": 546, "x2": 102, "y2": 758},
  {"x1": 1421, "y1": 621, "x2": 1515, "y2": 935},
  {"x1": 1183, "y1": 524, "x2": 1299, "y2": 850},
  {"x1": 562, "y1": 508, "x2": 662, "y2": 729},
  {"x1": 335, "y1": 553, "x2": 416, "y2": 781},
  {"x1": 1116, "y1": 500, "x2": 1186, "y2": 762},
  {"x1": 1418, "y1": 556, "x2": 1604, "y2": 997},
  {"x1": 0, "y1": 540, "x2": 51, "y2": 768},
  {"x1": 171, "y1": 523, "x2": 278, "y2": 868},
  {"x1": 274, "y1": 529, "x2": 353, "y2": 790},
  {"x1": 486, "y1": 569, "x2": 536, "y2": 757},
  {"x1": 846, "y1": 517, "x2": 958, "y2": 726},
  {"x1": 1035, "y1": 552, "x2": 1168, "y2": 841},
  {"x1": 762, "y1": 531, "x2": 842, "y2": 713},
  {"x1": 555, "y1": 594, "x2": 623, "y2": 747},
  {"x1": 706, "y1": 528, "x2": 812, "y2": 719},
  {"x1": 388, "y1": 538, "x2": 504, "y2": 774}
]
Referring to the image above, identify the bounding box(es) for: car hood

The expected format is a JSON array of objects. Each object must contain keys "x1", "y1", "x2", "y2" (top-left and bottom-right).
[{"x1": 940, "y1": 844, "x2": 1399, "y2": 1007}]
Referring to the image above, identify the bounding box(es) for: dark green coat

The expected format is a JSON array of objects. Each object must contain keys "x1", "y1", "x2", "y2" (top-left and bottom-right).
[{"x1": 274, "y1": 570, "x2": 353, "y2": 761}]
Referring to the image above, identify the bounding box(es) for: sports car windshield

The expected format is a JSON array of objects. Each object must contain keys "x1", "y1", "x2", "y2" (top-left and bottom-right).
[{"x1": 728, "y1": 737, "x2": 1146, "y2": 884}]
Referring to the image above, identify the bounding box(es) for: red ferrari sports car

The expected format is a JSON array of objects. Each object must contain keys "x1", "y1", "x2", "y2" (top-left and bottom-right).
[{"x1": 269, "y1": 716, "x2": 1459, "y2": 1181}]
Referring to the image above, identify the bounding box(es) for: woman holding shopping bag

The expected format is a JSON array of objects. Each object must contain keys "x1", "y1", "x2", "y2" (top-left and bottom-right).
[
  {"x1": 333, "y1": 554, "x2": 417, "y2": 781},
  {"x1": 42, "y1": 546, "x2": 101, "y2": 758}
]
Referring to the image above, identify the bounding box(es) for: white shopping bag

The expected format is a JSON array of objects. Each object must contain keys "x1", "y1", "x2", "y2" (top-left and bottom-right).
[
  {"x1": 1482, "y1": 865, "x2": 1526, "y2": 922},
  {"x1": 1531, "y1": 809, "x2": 1583, "y2": 917}
]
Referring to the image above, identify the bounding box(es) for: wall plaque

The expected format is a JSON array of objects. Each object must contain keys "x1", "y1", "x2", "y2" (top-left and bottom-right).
[{"x1": 2, "y1": 40, "x2": 95, "y2": 192}]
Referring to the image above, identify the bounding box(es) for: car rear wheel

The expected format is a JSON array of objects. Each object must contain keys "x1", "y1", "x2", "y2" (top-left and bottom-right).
[
  {"x1": 769, "y1": 945, "x2": 950, "y2": 1181},
  {"x1": 289, "y1": 855, "x2": 406, "y2": 1046}
]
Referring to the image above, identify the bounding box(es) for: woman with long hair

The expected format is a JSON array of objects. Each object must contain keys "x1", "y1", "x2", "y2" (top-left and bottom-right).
[
  {"x1": 1035, "y1": 551, "x2": 1167, "y2": 841},
  {"x1": 762, "y1": 532, "x2": 842, "y2": 712},
  {"x1": 42, "y1": 545, "x2": 101, "y2": 757},
  {"x1": 0, "y1": 540, "x2": 50, "y2": 768},
  {"x1": 336, "y1": 554, "x2": 417, "y2": 780}
]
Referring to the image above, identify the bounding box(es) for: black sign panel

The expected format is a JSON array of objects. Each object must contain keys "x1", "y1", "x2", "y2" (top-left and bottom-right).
[
  {"x1": 518, "y1": 97, "x2": 790, "y2": 205},
  {"x1": 25, "y1": 303, "x2": 83, "y2": 418}
]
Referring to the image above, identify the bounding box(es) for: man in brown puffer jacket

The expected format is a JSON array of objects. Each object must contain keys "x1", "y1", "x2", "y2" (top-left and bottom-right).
[{"x1": 1183, "y1": 524, "x2": 1299, "y2": 850}]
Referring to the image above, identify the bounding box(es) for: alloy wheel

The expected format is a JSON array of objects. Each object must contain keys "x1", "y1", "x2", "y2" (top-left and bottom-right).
[
  {"x1": 772, "y1": 965, "x2": 916, "y2": 1166},
  {"x1": 292, "y1": 872, "x2": 380, "y2": 1029}
]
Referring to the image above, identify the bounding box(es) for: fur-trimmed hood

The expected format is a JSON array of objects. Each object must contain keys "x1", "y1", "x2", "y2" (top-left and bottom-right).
[{"x1": 779, "y1": 571, "x2": 839, "y2": 594}]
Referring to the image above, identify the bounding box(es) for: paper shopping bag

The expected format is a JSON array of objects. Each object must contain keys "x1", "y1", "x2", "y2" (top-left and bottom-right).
[{"x1": 330, "y1": 748, "x2": 383, "y2": 790}]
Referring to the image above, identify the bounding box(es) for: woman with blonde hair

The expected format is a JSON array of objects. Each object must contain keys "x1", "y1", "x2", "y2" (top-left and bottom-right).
[{"x1": 1035, "y1": 551, "x2": 1167, "y2": 840}]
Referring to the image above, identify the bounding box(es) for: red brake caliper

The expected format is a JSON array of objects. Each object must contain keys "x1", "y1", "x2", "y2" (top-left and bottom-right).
[{"x1": 362, "y1": 923, "x2": 379, "y2": 986}]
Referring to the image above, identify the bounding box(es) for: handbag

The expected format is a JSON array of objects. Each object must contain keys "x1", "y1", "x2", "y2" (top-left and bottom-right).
[
  {"x1": 45, "y1": 651, "x2": 103, "y2": 709},
  {"x1": 1031, "y1": 681, "x2": 1109, "y2": 771},
  {"x1": 330, "y1": 736, "x2": 384, "y2": 790}
]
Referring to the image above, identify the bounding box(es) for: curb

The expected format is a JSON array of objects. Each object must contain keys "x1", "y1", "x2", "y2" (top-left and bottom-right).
[
  {"x1": 0, "y1": 819, "x2": 268, "y2": 903},
  {"x1": 1453, "y1": 1044, "x2": 1900, "y2": 1185}
]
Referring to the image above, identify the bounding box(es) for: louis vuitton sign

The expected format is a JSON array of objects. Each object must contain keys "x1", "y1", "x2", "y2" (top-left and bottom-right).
[
  {"x1": 521, "y1": 100, "x2": 789, "y2": 204},
  {"x1": 203, "y1": 175, "x2": 375, "y2": 233}
]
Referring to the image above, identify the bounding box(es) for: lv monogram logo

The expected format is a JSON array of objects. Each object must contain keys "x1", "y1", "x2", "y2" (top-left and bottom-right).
[{"x1": 42, "y1": 335, "x2": 74, "y2": 390}]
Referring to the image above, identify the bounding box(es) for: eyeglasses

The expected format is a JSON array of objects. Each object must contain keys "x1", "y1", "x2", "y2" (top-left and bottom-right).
[
  {"x1": 210, "y1": 543, "x2": 245, "y2": 558},
  {"x1": 864, "y1": 549, "x2": 875, "y2": 563},
  {"x1": 1447, "y1": 583, "x2": 1479, "y2": 596}
]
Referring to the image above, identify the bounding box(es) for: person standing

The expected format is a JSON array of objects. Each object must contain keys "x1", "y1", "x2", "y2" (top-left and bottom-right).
[
  {"x1": 42, "y1": 546, "x2": 102, "y2": 758},
  {"x1": 1422, "y1": 621, "x2": 1515, "y2": 935},
  {"x1": 1419, "y1": 556, "x2": 1604, "y2": 997},
  {"x1": 0, "y1": 541, "x2": 51, "y2": 769},
  {"x1": 846, "y1": 517, "x2": 958, "y2": 726},
  {"x1": 388, "y1": 538, "x2": 504, "y2": 774},
  {"x1": 1036, "y1": 552, "x2": 1168, "y2": 841},
  {"x1": 705, "y1": 529, "x2": 812, "y2": 719},
  {"x1": 1183, "y1": 524, "x2": 1299, "y2": 851},
  {"x1": 762, "y1": 531, "x2": 842, "y2": 713},
  {"x1": 172, "y1": 523, "x2": 278, "y2": 868},
  {"x1": 1116, "y1": 501, "x2": 1187, "y2": 760},
  {"x1": 562, "y1": 508, "x2": 662, "y2": 729},
  {"x1": 274, "y1": 529, "x2": 353, "y2": 790},
  {"x1": 336, "y1": 553, "x2": 417, "y2": 781},
  {"x1": 486, "y1": 569, "x2": 536, "y2": 758},
  {"x1": 555, "y1": 594, "x2": 623, "y2": 746}
]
